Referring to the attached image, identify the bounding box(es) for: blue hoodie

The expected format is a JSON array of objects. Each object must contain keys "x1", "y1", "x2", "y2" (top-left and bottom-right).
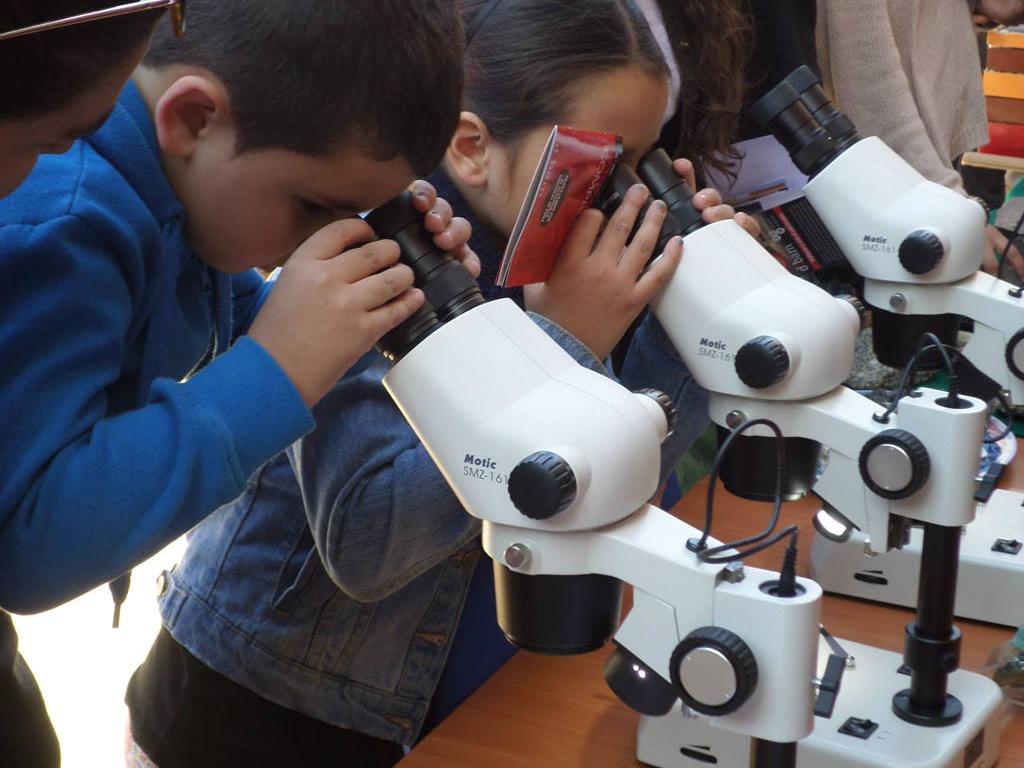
[{"x1": 0, "y1": 83, "x2": 313, "y2": 614}]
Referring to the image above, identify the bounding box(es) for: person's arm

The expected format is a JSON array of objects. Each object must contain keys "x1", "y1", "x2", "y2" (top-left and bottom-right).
[
  {"x1": 819, "y1": 0, "x2": 966, "y2": 191},
  {"x1": 290, "y1": 314, "x2": 609, "y2": 604},
  {"x1": 0, "y1": 216, "x2": 313, "y2": 614}
]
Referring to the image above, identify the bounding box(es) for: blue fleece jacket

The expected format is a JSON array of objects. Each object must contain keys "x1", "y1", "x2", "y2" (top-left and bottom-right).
[{"x1": 0, "y1": 83, "x2": 314, "y2": 614}]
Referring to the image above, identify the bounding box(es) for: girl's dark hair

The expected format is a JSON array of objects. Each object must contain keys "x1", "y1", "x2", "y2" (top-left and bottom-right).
[
  {"x1": 459, "y1": 0, "x2": 669, "y2": 144},
  {"x1": 658, "y1": 0, "x2": 751, "y2": 179},
  {"x1": 0, "y1": 1, "x2": 163, "y2": 120}
]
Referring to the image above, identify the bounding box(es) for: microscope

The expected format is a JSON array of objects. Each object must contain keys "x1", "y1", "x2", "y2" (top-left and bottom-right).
[
  {"x1": 366, "y1": 195, "x2": 822, "y2": 768},
  {"x1": 594, "y1": 149, "x2": 1002, "y2": 767},
  {"x1": 753, "y1": 66, "x2": 1024, "y2": 628}
]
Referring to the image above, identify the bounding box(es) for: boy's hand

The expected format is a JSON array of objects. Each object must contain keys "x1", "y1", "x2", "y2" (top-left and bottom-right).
[
  {"x1": 525, "y1": 183, "x2": 683, "y2": 361},
  {"x1": 673, "y1": 158, "x2": 761, "y2": 239},
  {"x1": 247, "y1": 219, "x2": 425, "y2": 407},
  {"x1": 409, "y1": 180, "x2": 481, "y2": 278}
]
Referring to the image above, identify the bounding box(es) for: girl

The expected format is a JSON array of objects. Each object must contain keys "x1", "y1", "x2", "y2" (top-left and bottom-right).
[{"x1": 125, "y1": 2, "x2": 749, "y2": 766}]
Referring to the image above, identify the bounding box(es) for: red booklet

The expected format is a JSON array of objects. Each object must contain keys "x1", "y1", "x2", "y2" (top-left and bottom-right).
[{"x1": 496, "y1": 126, "x2": 622, "y2": 287}]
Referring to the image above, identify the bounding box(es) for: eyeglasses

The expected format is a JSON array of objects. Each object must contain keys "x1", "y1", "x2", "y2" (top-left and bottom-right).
[{"x1": 0, "y1": 0, "x2": 186, "y2": 42}]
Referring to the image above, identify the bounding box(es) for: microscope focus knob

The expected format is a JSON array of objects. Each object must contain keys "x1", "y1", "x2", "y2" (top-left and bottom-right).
[
  {"x1": 859, "y1": 429, "x2": 930, "y2": 500},
  {"x1": 735, "y1": 336, "x2": 790, "y2": 389},
  {"x1": 670, "y1": 627, "x2": 758, "y2": 716},
  {"x1": 635, "y1": 388, "x2": 678, "y2": 435},
  {"x1": 508, "y1": 451, "x2": 577, "y2": 520},
  {"x1": 898, "y1": 230, "x2": 945, "y2": 275}
]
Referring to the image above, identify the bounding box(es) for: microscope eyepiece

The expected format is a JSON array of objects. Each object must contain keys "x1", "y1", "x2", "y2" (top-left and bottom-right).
[
  {"x1": 595, "y1": 148, "x2": 703, "y2": 253},
  {"x1": 366, "y1": 191, "x2": 486, "y2": 361},
  {"x1": 752, "y1": 66, "x2": 861, "y2": 178}
]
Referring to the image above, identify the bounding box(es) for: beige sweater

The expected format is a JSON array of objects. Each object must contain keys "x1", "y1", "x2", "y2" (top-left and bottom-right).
[{"x1": 817, "y1": 0, "x2": 989, "y2": 191}]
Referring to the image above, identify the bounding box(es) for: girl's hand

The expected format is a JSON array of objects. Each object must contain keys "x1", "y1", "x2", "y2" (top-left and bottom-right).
[
  {"x1": 673, "y1": 158, "x2": 761, "y2": 240},
  {"x1": 525, "y1": 183, "x2": 683, "y2": 361}
]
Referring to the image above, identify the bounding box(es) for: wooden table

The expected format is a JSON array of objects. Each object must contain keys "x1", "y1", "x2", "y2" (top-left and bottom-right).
[{"x1": 401, "y1": 456, "x2": 1024, "y2": 767}]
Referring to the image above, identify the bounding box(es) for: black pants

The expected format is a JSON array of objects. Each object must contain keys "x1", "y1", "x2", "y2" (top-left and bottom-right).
[
  {"x1": 0, "y1": 612, "x2": 60, "y2": 768},
  {"x1": 126, "y1": 628, "x2": 405, "y2": 768}
]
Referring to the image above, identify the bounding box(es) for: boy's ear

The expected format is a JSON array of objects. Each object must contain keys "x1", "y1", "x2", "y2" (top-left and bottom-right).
[
  {"x1": 153, "y1": 75, "x2": 231, "y2": 159},
  {"x1": 445, "y1": 111, "x2": 493, "y2": 189}
]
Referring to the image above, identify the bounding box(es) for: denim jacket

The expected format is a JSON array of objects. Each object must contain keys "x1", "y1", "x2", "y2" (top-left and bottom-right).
[{"x1": 157, "y1": 176, "x2": 710, "y2": 747}]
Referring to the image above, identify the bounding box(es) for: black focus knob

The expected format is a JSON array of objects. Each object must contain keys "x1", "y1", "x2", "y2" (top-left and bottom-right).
[
  {"x1": 1005, "y1": 328, "x2": 1024, "y2": 381},
  {"x1": 859, "y1": 429, "x2": 930, "y2": 500},
  {"x1": 735, "y1": 336, "x2": 790, "y2": 389},
  {"x1": 635, "y1": 388, "x2": 678, "y2": 436},
  {"x1": 670, "y1": 627, "x2": 758, "y2": 716},
  {"x1": 508, "y1": 451, "x2": 577, "y2": 520},
  {"x1": 898, "y1": 230, "x2": 945, "y2": 275},
  {"x1": 838, "y1": 294, "x2": 869, "y2": 330}
]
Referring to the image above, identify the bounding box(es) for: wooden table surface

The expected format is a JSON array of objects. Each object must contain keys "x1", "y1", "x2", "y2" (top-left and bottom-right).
[{"x1": 401, "y1": 452, "x2": 1024, "y2": 767}]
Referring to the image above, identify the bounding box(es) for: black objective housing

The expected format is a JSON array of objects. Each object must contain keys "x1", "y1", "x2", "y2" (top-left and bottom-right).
[
  {"x1": 365, "y1": 191, "x2": 486, "y2": 360},
  {"x1": 752, "y1": 66, "x2": 959, "y2": 370}
]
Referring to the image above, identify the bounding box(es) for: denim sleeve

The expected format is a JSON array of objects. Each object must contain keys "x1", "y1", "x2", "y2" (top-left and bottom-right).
[
  {"x1": 290, "y1": 315, "x2": 607, "y2": 603},
  {"x1": 617, "y1": 312, "x2": 710, "y2": 485}
]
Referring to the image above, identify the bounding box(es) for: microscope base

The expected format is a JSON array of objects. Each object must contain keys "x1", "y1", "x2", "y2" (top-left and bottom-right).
[
  {"x1": 636, "y1": 639, "x2": 1003, "y2": 768},
  {"x1": 810, "y1": 489, "x2": 1024, "y2": 627}
]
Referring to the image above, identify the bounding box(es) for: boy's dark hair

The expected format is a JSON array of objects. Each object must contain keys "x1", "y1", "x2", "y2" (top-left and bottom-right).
[
  {"x1": 0, "y1": 1, "x2": 163, "y2": 120},
  {"x1": 459, "y1": 0, "x2": 668, "y2": 143},
  {"x1": 144, "y1": 0, "x2": 465, "y2": 176}
]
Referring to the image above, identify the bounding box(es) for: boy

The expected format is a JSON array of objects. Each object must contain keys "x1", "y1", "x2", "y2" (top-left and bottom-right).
[
  {"x1": 0, "y1": 0, "x2": 472, "y2": 761},
  {"x1": 123, "y1": 4, "x2": 717, "y2": 767}
]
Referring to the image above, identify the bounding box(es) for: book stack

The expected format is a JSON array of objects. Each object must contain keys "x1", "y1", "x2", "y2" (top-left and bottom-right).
[{"x1": 981, "y1": 25, "x2": 1024, "y2": 157}]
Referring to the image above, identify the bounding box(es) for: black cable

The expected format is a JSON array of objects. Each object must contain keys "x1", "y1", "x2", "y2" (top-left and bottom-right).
[
  {"x1": 876, "y1": 332, "x2": 959, "y2": 423},
  {"x1": 693, "y1": 418, "x2": 799, "y2": 567}
]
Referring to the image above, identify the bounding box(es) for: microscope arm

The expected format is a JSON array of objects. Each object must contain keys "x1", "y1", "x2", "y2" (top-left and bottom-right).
[
  {"x1": 707, "y1": 387, "x2": 986, "y2": 553},
  {"x1": 863, "y1": 272, "x2": 1024, "y2": 403},
  {"x1": 484, "y1": 506, "x2": 821, "y2": 745}
]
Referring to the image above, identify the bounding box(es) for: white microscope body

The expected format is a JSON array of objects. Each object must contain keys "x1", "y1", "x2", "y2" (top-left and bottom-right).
[
  {"x1": 368, "y1": 192, "x2": 822, "y2": 766},
  {"x1": 762, "y1": 68, "x2": 1024, "y2": 628},
  {"x1": 632, "y1": 165, "x2": 1001, "y2": 767}
]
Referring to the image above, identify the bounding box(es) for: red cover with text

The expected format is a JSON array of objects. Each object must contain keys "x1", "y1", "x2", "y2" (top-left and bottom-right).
[{"x1": 497, "y1": 126, "x2": 622, "y2": 287}]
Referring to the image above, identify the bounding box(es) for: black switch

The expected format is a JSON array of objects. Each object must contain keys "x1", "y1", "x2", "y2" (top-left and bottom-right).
[
  {"x1": 839, "y1": 717, "x2": 879, "y2": 740},
  {"x1": 992, "y1": 538, "x2": 1023, "y2": 555}
]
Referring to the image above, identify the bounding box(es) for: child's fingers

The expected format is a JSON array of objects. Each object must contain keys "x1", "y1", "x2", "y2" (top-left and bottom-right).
[
  {"x1": 366, "y1": 288, "x2": 427, "y2": 336},
  {"x1": 693, "y1": 188, "x2": 724, "y2": 211},
  {"x1": 355, "y1": 264, "x2": 417, "y2": 310},
  {"x1": 449, "y1": 243, "x2": 483, "y2": 278},
  {"x1": 736, "y1": 212, "x2": 761, "y2": 239},
  {"x1": 334, "y1": 239, "x2": 402, "y2": 283},
  {"x1": 619, "y1": 200, "x2": 667, "y2": 277},
  {"x1": 424, "y1": 198, "x2": 454, "y2": 234},
  {"x1": 701, "y1": 203, "x2": 737, "y2": 224},
  {"x1": 560, "y1": 209, "x2": 606, "y2": 266},
  {"x1": 672, "y1": 158, "x2": 697, "y2": 192},
  {"x1": 409, "y1": 180, "x2": 438, "y2": 212},
  {"x1": 635, "y1": 236, "x2": 683, "y2": 299},
  {"x1": 293, "y1": 219, "x2": 377, "y2": 262},
  {"x1": 432, "y1": 216, "x2": 471, "y2": 250},
  {"x1": 595, "y1": 183, "x2": 649, "y2": 260}
]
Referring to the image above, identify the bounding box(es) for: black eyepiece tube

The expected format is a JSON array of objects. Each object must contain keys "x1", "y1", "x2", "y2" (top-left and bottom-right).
[
  {"x1": 595, "y1": 148, "x2": 704, "y2": 254},
  {"x1": 786, "y1": 66, "x2": 860, "y2": 153},
  {"x1": 366, "y1": 191, "x2": 485, "y2": 361},
  {"x1": 752, "y1": 67, "x2": 861, "y2": 178}
]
